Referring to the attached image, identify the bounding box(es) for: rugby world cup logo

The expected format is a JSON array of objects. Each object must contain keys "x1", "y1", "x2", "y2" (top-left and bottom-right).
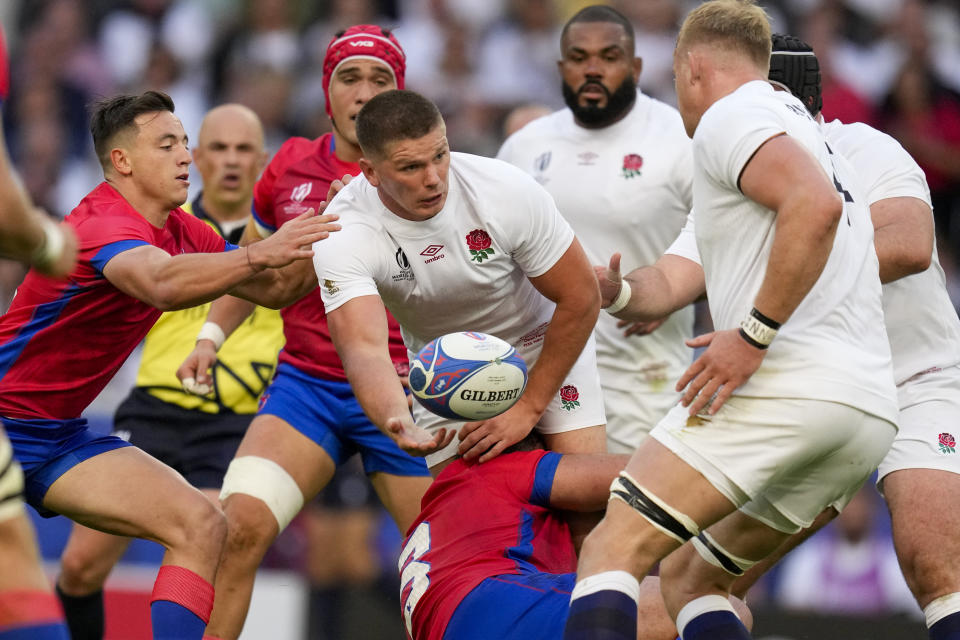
[
  {"x1": 466, "y1": 229, "x2": 495, "y2": 263},
  {"x1": 291, "y1": 182, "x2": 312, "y2": 203}
]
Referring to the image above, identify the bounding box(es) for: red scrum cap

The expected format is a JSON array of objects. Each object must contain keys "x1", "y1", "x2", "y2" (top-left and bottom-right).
[{"x1": 322, "y1": 25, "x2": 406, "y2": 117}]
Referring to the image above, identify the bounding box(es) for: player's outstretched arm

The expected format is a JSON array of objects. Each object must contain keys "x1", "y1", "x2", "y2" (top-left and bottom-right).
[
  {"x1": 102, "y1": 209, "x2": 339, "y2": 311},
  {"x1": 676, "y1": 134, "x2": 843, "y2": 416},
  {"x1": 0, "y1": 127, "x2": 78, "y2": 276},
  {"x1": 458, "y1": 238, "x2": 600, "y2": 463},
  {"x1": 176, "y1": 220, "x2": 263, "y2": 395},
  {"x1": 548, "y1": 453, "x2": 630, "y2": 511},
  {"x1": 327, "y1": 295, "x2": 454, "y2": 457},
  {"x1": 597, "y1": 252, "x2": 705, "y2": 322},
  {"x1": 871, "y1": 196, "x2": 933, "y2": 283}
]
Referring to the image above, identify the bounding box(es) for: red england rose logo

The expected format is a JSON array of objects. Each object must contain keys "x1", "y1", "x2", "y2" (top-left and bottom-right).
[
  {"x1": 939, "y1": 432, "x2": 956, "y2": 454},
  {"x1": 559, "y1": 385, "x2": 580, "y2": 411},
  {"x1": 622, "y1": 153, "x2": 643, "y2": 178},
  {"x1": 466, "y1": 229, "x2": 495, "y2": 263}
]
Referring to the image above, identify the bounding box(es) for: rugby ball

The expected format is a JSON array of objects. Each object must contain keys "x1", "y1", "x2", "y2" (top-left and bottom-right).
[{"x1": 409, "y1": 332, "x2": 527, "y2": 421}]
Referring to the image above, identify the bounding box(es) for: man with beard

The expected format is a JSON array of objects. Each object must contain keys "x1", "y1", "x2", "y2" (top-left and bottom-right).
[{"x1": 498, "y1": 5, "x2": 694, "y2": 454}]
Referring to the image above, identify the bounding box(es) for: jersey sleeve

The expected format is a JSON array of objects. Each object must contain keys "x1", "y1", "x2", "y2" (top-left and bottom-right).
[
  {"x1": 843, "y1": 124, "x2": 931, "y2": 206},
  {"x1": 664, "y1": 210, "x2": 701, "y2": 265},
  {"x1": 313, "y1": 224, "x2": 383, "y2": 314},
  {"x1": 695, "y1": 97, "x2": 787, "y2": 193},
  {"x1": 528, "y1": 451, "x2": 562, "y2": 508},
  {"x1": 81, "y1": 216, "x2": 153, "y2": 274},
  {"x1": 252, "y1": 161, "x2": 282, "y2": 238},
  {"x1": 499, "y1": 168, "x2": 575, "y2": 277}
]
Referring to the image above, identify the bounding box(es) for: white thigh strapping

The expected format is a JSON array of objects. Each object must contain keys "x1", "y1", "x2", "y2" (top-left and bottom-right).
[{"x1": 220, "y1": 456, "x2": 304, "y2": 532}]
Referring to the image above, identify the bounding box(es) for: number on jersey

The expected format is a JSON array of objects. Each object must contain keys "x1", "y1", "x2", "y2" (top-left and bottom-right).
[{"x1": 398, "y1": 522, "x2": 432, "y2": 637}]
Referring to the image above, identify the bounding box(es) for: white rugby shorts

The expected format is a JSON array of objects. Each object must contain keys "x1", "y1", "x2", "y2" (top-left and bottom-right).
[
  {"x1": 418, "y1": 333, "x2": 606, "y2": 468},
  {"x1": 602, "y1": 383, "x2": 681, "y2": 454},
  {"x1": 650, "y1": 396, "x2": 896, "y2": 533},
  {"x1": 878, "y1": 364, "x2": 960, "y2": 483}
]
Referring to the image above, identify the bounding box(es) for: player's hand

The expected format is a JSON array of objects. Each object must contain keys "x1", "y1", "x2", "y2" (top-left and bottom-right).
[
  {"x1": 617, "y1": 317, "x2": 666, "y2": 337},
  {"x1": 176, "y1": 340, "x2": 219, "y2": 396},
  {"x1": 385, "y1": 416, "x2": 454, "y2": 457},
  {"x1": 33, "y1": 220, "x2": 78, "y2": 278},
  {"x1": 457, "y1": 399, "x2": 540, "y2": 463},
  {"x1": 326, "y1": 174, "x2": 352, "y2": 201},
  {"x1": 676, "y1": 328, "x2": 766, "y2": 415},
  {"x1": 594, "y1": 253, "x2": 624, "y2": 308},
  {"x1": 249, "y1": 209, "x2": 341, "y2": 268}
]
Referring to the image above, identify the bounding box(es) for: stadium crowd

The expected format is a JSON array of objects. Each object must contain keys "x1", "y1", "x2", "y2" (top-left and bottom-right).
[{"x1": 0, "y1": 0, "x2": 959, "y2": 639}]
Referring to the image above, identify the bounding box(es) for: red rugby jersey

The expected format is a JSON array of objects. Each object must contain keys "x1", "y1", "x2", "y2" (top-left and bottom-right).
[
  {"x1": 252, "y1": 133, "x2": 408, "y2": 380},
  {"x1": 0, "y1": 183, "x2": 229, "y2": 419},
  {"x1": 0, "y1": 27, "x2": 9, "y2": 105},
  {"x1": 398, "y1": 451, "x2": 576, "y2": 640}
]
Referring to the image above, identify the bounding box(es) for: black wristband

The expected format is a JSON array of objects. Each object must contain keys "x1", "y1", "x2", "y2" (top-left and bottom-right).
[
  {"x1": 739, "y1": 327, "x2": 768, "y2": 350},
  {"x1": 750, "y1": 307, "x2": 781, "y2": 330}
]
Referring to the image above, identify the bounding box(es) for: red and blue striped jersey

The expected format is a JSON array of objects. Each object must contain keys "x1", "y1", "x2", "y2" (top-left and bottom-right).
[
  {"x1": 0, "y1": 182, "x2": 230, "y2": 419},
  {"x1": 398, "y1": 451, "x2": 576, "y2": 639},
  {"x1": 251, "y1": 133, "x2": 408, "y2": 381}
]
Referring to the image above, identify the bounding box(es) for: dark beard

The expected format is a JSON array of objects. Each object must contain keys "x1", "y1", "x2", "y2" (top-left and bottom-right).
[{"x1": 562, "y1": 76, "x2": 637, "y2": 128}]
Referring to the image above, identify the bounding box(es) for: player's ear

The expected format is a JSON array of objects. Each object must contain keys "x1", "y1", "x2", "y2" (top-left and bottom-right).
[
  {"x1": 358, "y1": 157, "x2": 380, "y2": 187},
  {"x1": 686, "y1": 50, "x2": 702, "y2": 83},
  {"x1": 633, "y1": 56, "x2": 643, "y2": 82},
  {"x1": 110, "y1": 146, "x2": 133, "y2": 177}
]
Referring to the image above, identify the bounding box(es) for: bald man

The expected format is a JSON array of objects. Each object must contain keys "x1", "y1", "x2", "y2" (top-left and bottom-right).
[{"x1": 54, "y1": 104, "x2": 284, "y2": 640}]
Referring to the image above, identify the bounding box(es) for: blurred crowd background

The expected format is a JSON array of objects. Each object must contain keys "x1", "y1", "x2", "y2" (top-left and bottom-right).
[{"x1": 1, "y1": 0, "x2": 958, "y2": 637}]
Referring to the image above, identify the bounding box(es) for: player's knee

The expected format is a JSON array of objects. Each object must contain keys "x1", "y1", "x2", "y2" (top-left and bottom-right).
[
  {"x1": 166, "y1": 492, "x2": 226, "y2": 556},
  {"x1": 220, "y1": 456, "x2": 305, "y2": 536},
  {"x1": 59, "y1": 550, "x2": 110, "y2": 595},
  {"x1": 222, "y1": 494, "x2": 283, "y2": 560}
]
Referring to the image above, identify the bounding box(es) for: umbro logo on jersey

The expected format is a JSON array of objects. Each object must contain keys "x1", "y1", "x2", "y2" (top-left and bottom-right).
[
  {"x1": 291, "y1": 182, "x2": 312, "y2": 203},
  {"x1": 578, "y1": 152, "x2": 598, "y2": 166},
  {"x1": 420, "y1": 244, "x2": 446, "y2": 263}
]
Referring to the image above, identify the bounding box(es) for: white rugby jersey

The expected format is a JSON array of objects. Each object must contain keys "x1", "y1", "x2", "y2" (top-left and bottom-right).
[
  {"x1": 497, "y1": 91, "x2": 694, "y2": 396},
  {"x1": 822, "y1": 119, "x2": 960, "y2": 384},
  {"x1": 689, "y1": 80, "x2": 896, "y2": 422},
  {"x1": 314, "y1": 152, "x2": 575, "y2": 365}
]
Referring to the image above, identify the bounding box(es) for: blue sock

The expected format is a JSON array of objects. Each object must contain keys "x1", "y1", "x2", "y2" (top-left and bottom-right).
[
  {"x1": 0, "y1": 622, "x2": 69, "y2": 639},
  {"x1": 681, "y1": 610, "x2": 751, "y2": 640},
  {"x1": 931, "y1": 611, "x2": 960, "y2": 640},
  {"x1": 564, "y1": 571, "x2": 640, "y2": 640},
  {"x1": 150, "y1": 600, "x2": 206, "y2": 640}
]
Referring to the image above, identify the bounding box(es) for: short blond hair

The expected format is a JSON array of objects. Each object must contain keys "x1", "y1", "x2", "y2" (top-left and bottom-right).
[{"x1": 677, "y1": 0, "x2": 772, "y2": 74}]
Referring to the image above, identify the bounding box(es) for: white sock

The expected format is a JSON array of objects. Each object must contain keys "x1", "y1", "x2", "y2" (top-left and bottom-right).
[
  {"x1": 570, "y1": 570, "x2": 640, "y2": 603},
  {"x1": 676, "y1": 594, "x2": 738, "y2": 638},
  {"x1": 925, "y1": 592, "x2": 960, "y2": 628}
]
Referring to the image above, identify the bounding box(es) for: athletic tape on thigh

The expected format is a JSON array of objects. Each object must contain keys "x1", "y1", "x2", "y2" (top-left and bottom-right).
[
  {"x1": 609, "y1": 471, "x2": 700, "y2": 544},
  {"x1": 219, "y1": 456, "x2": 304, "y2": 532},
  {"x1": 0, "y1": 437, "x2": 25, "y2": 522},
  {"x1": 691, "y1": 530, "x2": 756, "y2": 577}
]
